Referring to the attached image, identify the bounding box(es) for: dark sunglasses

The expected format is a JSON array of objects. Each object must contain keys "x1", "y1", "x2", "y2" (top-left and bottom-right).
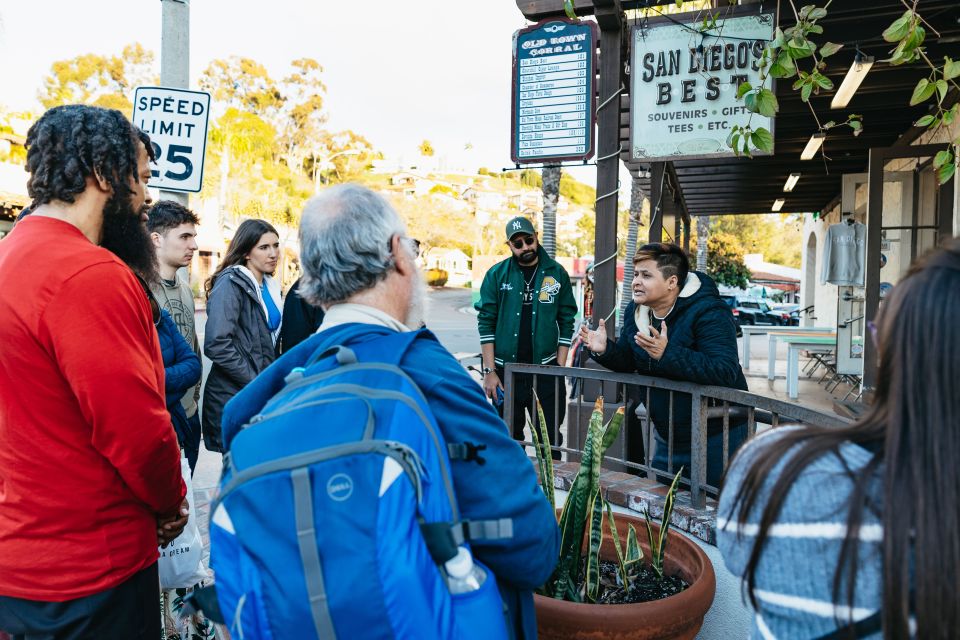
[{"x1": 510, "y1": 236, "x2": 536, "y2": 250}]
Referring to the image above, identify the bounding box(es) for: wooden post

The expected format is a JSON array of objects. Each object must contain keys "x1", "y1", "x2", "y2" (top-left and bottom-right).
[
  {"x1": 592, "y1": 0, "x2": 622, "y2": 334},
  {"x1": 863, "y1": 148, "x2": 884, "y2": 391},
  {"x1": 648, "y1": 162, "x2": 665, "y2": 242}
]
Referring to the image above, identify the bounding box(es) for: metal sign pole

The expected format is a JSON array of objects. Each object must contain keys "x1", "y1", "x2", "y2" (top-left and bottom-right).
[{"x1": 159, "y1": 0, "x2": 190, "y2": 206}]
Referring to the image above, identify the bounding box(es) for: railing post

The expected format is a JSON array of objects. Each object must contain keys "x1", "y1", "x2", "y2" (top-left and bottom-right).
[
  {"x1": 502, "y1": 364, "x2": 515, "y2": 435},
  {"x1": 689, "y1": 392, "x2": 708, "y2": 510}
]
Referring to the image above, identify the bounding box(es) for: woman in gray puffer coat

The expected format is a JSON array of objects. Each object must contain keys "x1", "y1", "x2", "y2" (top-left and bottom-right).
[{"x1": 202, "y1": 219, "x2": 283, "y2": 452}]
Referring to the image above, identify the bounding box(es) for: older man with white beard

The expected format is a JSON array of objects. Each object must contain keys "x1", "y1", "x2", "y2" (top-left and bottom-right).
[{"x1": 216, "y1": 184, "x2": 558, "y2": 639}]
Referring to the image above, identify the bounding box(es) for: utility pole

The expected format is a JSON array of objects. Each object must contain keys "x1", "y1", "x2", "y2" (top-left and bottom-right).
[{"x1": 159, "y1": 0, "x2": 190, "y2": 206}]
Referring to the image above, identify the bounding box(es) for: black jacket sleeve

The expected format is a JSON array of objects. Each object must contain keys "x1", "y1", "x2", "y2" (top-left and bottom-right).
[{"x1": 654, "y1": 301, "x2": 743, "y2": 386}]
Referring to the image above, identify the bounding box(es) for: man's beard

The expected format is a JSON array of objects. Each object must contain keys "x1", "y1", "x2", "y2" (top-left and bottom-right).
[
  {"x1": 100, "y1": 195, "x2": 158, "y2": 283},
  {"x1": 405, "y1": 269, "x2": 429, "y2": 330},
  {"x1": 517, "y1": 248, "x2": 537, "y2": 265}
]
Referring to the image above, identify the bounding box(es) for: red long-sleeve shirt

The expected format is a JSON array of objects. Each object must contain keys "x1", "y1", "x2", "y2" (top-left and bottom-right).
[{"x1": 0, "y1": 216, "x2": 186, "y2": 601}]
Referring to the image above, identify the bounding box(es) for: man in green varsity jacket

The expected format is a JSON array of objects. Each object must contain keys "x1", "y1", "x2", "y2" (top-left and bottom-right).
[{"x1": 478, "y1": 216, "x2": 577, "y2": 455}]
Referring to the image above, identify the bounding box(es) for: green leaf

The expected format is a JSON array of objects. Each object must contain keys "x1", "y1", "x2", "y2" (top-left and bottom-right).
[
  {"x1": 849, "y1": 119, "x2": 862, "y2": 131},
  {"x1": 552, "y1": 398, "x2": 605, "y2": 595},
  {"x1": 882, "y1": 10, "x2": 913, "y2": 43},
  {"x1": 819, "y1": 42, "x2": 843, "y2": 58},
  {"x1": 585, "y1": 487, "x2": 604, "y2": 602},
  {"x1": 945, "y1": 57, "x2": 960, "y2": 82},
  {"x1": 530, "y1": 393, "x2": 555, "y2": 511},
  {"x1": 625, "y1": 523, "x2": 643, "y2": 567},
  {"x1": 605, "y1": 500, "x2": 628, "y2": 587},
  {"x1": 751, "y1": 127, "x2": 774, "y2": 153},
  {"x1": 944, "y1": 105, "x2": 958, "y2": 126},
  {"x1": 755, "y1": 88, "x2": 779, "y2": 117},
  {"x1": 563, "y1": 0, "x2": 576, "y2": 20},
  {"x1": 642, "y1": 506, "x2": 662, "y2": 579},
  {"x1": 823, "y1": 120, "x2": 836, "y2": 129},
  {"x1": 730, "y1": 131, "x2": 741, "y2": 155},
  {"x1": 915, "y1": 114, "x2": 936, "y2": 127},
  {"x1": 736, "y1": 81, "x2": 753, "y2": 99},
  {"x1": 799, "y1": 4, "x2": 814, "y2": 19},
  {"x1": 808, "y1": 24, "x2": 824, "y2": 35},
  {"x1": 814, "y1": 72, "x2": 834, "y2": 90},
  {"x1": 787, "y1": 38, "x2": 816, "y2": 59},
  {"x1": 769, "y1": 52, "x2": 797, "y2": 79},
  {"x1": 771, "y1": 28, "x2": 785, "y2": 49},
  {"x1": 801, "y1": 82, "x2": 813, "y2": 102},
  {"x1": 910, "y1": 78, "x2": 936, "y2": 106},
  {"x1": 809, "y1": 7, "x2": 828, "y2": 20},
  {"x1": 937, "y1": 160, "x2": 956, "y2": 185},
  {"x1": 936, "y1": 80, "x2": 949, "y2": 104},
  {"x1": 600, "y1": 406, "x2": 625, "y2": 452},
  {"x1": 933, "y1": 150, "x2": 952, "y2": 169}
]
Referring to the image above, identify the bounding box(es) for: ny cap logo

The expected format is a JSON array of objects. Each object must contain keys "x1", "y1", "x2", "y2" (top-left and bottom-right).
[{"x1": 512, "y1": 221, "x2": 522, "y2": 230}]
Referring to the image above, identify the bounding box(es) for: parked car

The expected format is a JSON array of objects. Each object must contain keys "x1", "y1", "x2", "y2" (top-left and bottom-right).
[
  {"x1": 770, "y1": 303, "x2": 800, "y2": 326},
  {"x1": 719, "y1": 294, "x2": 743, "y2": 337},
  {"x1": 732, "y1": 297, "x2": 781, "y2": 326}
]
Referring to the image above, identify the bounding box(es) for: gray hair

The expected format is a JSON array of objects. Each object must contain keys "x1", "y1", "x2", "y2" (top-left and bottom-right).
[{"x1": 298, "y1": 183, "x2": 407, "y2": 305}]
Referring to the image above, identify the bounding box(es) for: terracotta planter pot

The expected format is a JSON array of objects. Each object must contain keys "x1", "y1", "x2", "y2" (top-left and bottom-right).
[{"x1": 534, "y1": 511, "x2": 715, "y2": 640}]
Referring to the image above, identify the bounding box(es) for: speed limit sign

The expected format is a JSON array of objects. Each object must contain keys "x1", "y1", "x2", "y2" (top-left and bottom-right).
[{"x1": 133, "y1": 86, "x2": 211, "y2": 193}]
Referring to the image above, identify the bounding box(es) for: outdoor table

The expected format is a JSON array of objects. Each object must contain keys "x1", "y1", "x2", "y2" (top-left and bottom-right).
[
  {"x1": 767, "y1": 331, "x2": 837, "y2": 385},
  {"x1": 740, "y1": 325, "x2": 833, "y2": 369},
  {"x1": 782, "y1": 335, "x2": 839, "y2": 399}
]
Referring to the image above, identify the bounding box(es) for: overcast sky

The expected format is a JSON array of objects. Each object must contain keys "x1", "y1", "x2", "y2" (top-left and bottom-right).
[{"x1": 0, "y1": 2, "x2": 526, "y2": 168}]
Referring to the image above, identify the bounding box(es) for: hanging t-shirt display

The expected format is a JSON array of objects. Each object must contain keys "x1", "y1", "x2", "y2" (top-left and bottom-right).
[{"x1": 821, "y1": 221, "x2": 866, "y2": 286}]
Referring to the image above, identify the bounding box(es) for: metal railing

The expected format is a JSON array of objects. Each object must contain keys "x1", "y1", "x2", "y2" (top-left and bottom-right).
[{"x1": 502, "y1": 363, "x2": 852, "y2": 509}]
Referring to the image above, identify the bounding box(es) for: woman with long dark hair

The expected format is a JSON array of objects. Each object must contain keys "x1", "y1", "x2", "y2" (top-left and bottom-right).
[
  {"x1": 718, "y1": 238, "x2": 960, "y2": 639},
  {"x1": 201, "y1": 219, "x2": 282, "y2": 453}
]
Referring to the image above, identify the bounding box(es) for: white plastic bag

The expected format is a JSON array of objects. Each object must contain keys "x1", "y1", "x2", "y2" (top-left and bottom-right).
[{"x1": 158, "y1": 455, "x2": 211, "y2": 589}]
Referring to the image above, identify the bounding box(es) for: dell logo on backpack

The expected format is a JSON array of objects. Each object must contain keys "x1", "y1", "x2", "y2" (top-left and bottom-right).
[{"x1": 326, "y1": 474, "x2": 353, "y2": 502}]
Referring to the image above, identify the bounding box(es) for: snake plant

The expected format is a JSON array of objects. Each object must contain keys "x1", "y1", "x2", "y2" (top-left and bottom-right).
[{"x1": 529, "y1": 395, "x2": 684, "y2": 602}]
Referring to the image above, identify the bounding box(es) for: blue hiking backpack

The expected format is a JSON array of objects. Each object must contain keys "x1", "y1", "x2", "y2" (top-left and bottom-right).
[{"x1": 209, "y1": 330, "x2": 512, "y2": 640}]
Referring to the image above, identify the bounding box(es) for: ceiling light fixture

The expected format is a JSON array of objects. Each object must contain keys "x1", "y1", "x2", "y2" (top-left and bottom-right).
[
  {"x1": 772, "y1": 198, "x2": 786, "y2": 212},
  {"x1": 783, "y1": 173, "x2": 801, "y2": 192},
  {"x1": 801, "y1": 133, "x2": 826, "y2": 160},
  {"x1": 831, "y1": 53, "x2": 874, "y2": 109}
]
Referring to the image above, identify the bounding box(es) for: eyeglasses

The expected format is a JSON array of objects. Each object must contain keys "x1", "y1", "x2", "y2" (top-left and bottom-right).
[
  {"x1": 510, "y1": 236, "x2": 536, "y2": 250},
  {"x1": 388, "y1": 236, "x2": 421, "y2": 259}
]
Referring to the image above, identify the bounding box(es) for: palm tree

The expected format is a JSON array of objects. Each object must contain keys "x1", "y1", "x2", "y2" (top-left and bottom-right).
[
  {"x1": 619, "y1": 176, "x2": 645, "y2": 320},
  {"x1": 696, "y1": 215, "x2": 710, "y2": 271},
  {"x1": 541, "y1": 164, "x2": 561, "y2": 258}
]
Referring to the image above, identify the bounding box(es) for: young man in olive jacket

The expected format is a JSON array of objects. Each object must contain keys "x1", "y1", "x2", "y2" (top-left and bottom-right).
[{"x1": 478, "y1": 216, "x2": 578, "y2": 453}]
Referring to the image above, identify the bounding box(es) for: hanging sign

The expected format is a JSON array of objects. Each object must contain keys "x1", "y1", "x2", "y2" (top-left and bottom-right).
[
  {"x1": 511, "y1": 18, "x2": 598, "y2": 164},
  {"x1": 630, "y1": 8, "x2": 776, "y2": 162}
]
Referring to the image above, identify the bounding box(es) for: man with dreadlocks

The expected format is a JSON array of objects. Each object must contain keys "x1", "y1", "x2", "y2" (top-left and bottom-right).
[{"x1": 0, "y1": 105, "x2": 187, "y2": 638}]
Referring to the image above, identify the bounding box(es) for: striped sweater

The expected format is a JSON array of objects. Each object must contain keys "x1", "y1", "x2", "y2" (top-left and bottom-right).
[{"x1": 717, "y1": 428, "x2": 883, "y2": 640}]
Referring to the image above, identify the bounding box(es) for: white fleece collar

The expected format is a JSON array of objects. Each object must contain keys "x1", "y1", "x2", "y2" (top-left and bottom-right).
[{"x1": 634, "y1": 272, "x2": 702, "y2": 333}]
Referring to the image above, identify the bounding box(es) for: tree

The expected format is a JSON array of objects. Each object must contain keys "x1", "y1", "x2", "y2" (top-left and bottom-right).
[
  {"x1": 541, "y1": 165, "x2": 561, "y2": 258},
  {"x1": 38, "y1": 44, "x2": 156, "y2": 114},
  {"x1": 711, "y1": 213, "x2": 802, "y2": 267},
  {"x1": 620, "y1": 176, "x2": 645, "y2": 318},
  {"x1": 200, "y1": 56, "x2": 283, "y2": 118},
  {"x1": 705, "y1": 232, "x2": 752, "y2": 289},
  {"x1": 418, "y1": 139, "x2": 435, "y2": 157}
]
